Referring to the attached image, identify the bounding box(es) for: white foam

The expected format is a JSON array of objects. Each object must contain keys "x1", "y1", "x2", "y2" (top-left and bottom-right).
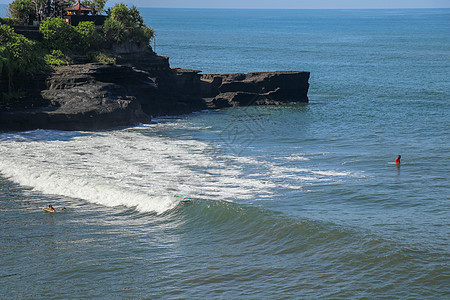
[
  {"x1": 0, "y1": 128, "x2": 275, "y2": 213},
  {"x1": 0, "y1": 127, "x2": 360, "y2": 213},
  {"x1": 282, "y1": 154, "x2": 311, "y2": 161},
  {"x1": 308, "y1": 169, "x2": 352, "y2": 177}
]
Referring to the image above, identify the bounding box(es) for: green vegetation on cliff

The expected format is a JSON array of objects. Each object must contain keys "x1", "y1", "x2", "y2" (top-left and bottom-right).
[
  {"x1": 6, "y1": 0, "x2": 108, "y2": 23},
  {"x1": 80, "y1": 0, "x2": 107, "y2": 15},
  {"x1": 0, "y1": 23, "x2": 45, "y2": 108},
  {"x1": 7, "y1": 0, "x2": 35, "y2": 24},
  {"x1": 39, "y1": 18, "x2": 103, "y2": 52},
  {"x1": 104, "y1": 3, "x2": 154, "y2": 46},
  {"x1": 0, "y1": 24, "x2": 45, "y2": 86},
  {"x1": 1, "y1": 1, "x2": 154, "y2": 108}
]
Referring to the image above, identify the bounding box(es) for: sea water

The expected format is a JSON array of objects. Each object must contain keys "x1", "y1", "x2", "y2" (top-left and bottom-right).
[{"x1": 0, "y1": 8, "x2": 449, "y2": 298}]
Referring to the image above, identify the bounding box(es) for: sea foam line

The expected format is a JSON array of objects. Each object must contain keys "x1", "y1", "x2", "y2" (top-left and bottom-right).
[
  {"x1": 0, "y1": 127, "x2": 360, "y2": 212},
  {"x1": 0, "y1": 129, "x2": 275, "y2": 212}
]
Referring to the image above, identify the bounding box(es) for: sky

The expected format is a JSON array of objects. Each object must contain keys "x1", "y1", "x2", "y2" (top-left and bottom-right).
[{"x1": 0, "y1": 0, "x2": 449, "y2": 9}]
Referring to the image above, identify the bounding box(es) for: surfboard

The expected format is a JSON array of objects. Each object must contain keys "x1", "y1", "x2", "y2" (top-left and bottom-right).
[{"x1": 43, "y1": 208, "x2": 55, "y2": 213}]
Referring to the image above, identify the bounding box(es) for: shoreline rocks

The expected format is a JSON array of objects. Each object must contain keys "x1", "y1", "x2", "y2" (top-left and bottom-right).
[
  {"x1": 201, "y1": 71, "x2": 309, "y2": 108},
  {"x1": 0, "y1": 49, "x2": 310, "y2": 132}
]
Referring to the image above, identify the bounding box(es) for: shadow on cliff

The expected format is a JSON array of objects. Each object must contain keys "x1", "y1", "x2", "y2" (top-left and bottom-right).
[
  {"x1": 0, "y1": 46, "x2": 310, "y2": 132},
  {"x1": 0, "y1": 71, "x2": 51, "y2": 113}
]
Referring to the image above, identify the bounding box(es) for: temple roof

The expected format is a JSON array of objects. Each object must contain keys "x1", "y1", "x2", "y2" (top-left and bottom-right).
[{"x1": 66, "y1": 1, "x2": 92, "y2": 12}]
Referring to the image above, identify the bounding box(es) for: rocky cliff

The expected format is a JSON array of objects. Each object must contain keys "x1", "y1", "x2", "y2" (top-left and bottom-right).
[
  {"x1": 0, "y1": 48, "x2": 310, "y2": 131},
  {"x1": 201, "y1": 71, "x2": 310, "y2": 108}
]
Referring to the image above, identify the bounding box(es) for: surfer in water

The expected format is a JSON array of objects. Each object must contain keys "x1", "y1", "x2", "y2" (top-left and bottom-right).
[
  {"x1": 43, "y1": 204, "x2": 56, "y2": 212},
  {"x1": 42, "y1": 204, "x2": 66, "y2": 212},
  {"x1": 395, "y1": 155, "x2": 401, "y2": 165}
]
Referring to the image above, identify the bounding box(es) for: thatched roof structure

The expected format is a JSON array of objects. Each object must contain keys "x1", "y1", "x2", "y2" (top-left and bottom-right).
[{"x1": 66, "y1": 1, "x2": 93, "y2": 14}]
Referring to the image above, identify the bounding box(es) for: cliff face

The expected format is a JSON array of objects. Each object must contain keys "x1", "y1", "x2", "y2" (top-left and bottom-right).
[
  {"x1": 0, "y1": 48, "x2": 310, "y2": 131},
  {"x1": 0, "y1": 63, "x2": 151, "y2": 131}
]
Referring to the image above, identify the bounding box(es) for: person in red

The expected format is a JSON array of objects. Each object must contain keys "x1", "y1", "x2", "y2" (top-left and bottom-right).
[{"x1": 395, "y1": 155, "x2": 401, "y2": 165}]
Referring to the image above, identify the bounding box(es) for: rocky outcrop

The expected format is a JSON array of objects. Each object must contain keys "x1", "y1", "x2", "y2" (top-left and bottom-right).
[
  {"x1": 0, "y1": 63, "x2": 151, "y2": 131},
  {"x1": 0, "y1": 48, "x2": 310, "y2": 131},
  {"x1": 201, "y1": 71, "x2": 309, "y2": 108}
]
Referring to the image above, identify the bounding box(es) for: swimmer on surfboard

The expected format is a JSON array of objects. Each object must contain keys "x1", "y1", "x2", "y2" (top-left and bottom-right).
[
  {"x1": 395, "y1": 155, "x2": 401, "y2": 165},
  {"x1": 42, "y1": 204, "x2": 66, "y2": 212}
]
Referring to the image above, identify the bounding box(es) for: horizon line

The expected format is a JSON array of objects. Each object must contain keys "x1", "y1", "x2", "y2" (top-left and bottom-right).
[
  {"x1": 1, "y1": 3, "x2": 450, "y2": 9},
  {"x1": 133, "y1": 7, "x2": 450, "y2": 10},
  {"x1": 0, "y1": 4, "x2": 449, "y2": 11}
]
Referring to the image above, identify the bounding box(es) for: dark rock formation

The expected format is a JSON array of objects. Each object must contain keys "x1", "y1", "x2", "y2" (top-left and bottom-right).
[
  {"x1": 0, "y1": 63, "x2": 152, "y2": 131},
  {"x1": 201, "y1": 71, "x2": 310, "y2": 108},
  {"x1": 0, "y1": 48, "x2": 310, "y2": 132}
]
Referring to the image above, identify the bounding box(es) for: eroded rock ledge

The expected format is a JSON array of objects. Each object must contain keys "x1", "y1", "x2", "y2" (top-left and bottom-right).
[
  {"x1": 201, "y1": 71, "x2": 310, "y2": 108},
  {"x1": 0, "y1": 49, "x2": 310, "y2": 131}
]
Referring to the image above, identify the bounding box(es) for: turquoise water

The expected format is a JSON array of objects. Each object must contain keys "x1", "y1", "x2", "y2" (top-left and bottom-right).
[{"x1": 1, "y1": 9, "x2": 449, "y2": 298}]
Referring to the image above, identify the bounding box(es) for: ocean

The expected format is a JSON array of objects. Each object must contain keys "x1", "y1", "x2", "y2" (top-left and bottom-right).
[{"x1": 1, "y1": 8, "x2": 449, "y2": 298}]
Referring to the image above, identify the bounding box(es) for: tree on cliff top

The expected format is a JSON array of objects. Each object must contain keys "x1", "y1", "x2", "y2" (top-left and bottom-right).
[
  {"x1": 8, "y1": 0, "x2": 36, "y2": 24},
  {"x1": 103, "y1": 3, "x2": 154, "y2": 46},
  {"x1": 0, "y1": 24, "x2": 44, "y2": 89},
  {"x1": 7, "y1": 0, "x2": 109, "y2": 23},
  {"x1": 39, "y1": 17, "x2": 103, "y2": 52},
  {"x1": 81, "y1": 0, "x2": 107, "y2": 15}
]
